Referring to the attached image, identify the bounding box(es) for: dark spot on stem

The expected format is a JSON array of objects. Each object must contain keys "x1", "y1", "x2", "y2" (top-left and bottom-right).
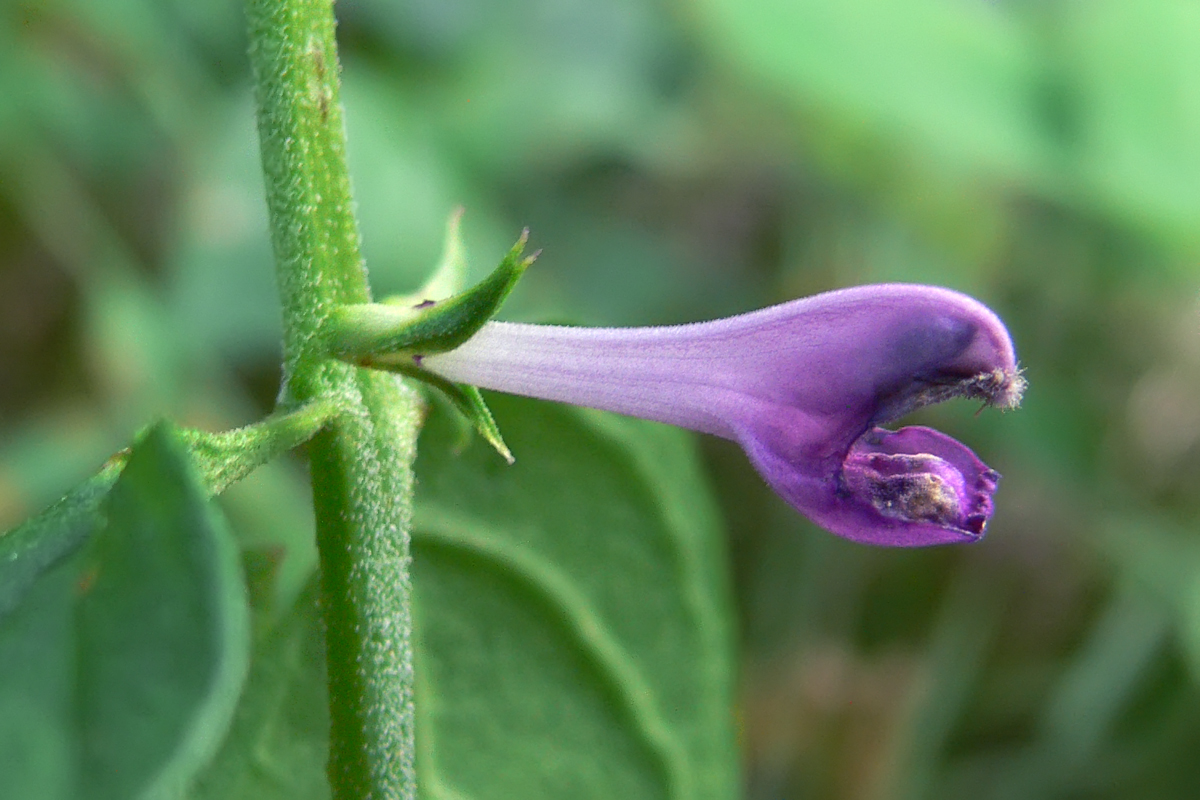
[{"x1": 311, "y1": 45, "x2": 326, "y2": 80}]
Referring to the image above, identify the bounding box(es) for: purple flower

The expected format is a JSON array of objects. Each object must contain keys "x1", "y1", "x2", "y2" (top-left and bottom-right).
[{"x1": 421, "y1": 284, "x2": 1023, "y2": 547}]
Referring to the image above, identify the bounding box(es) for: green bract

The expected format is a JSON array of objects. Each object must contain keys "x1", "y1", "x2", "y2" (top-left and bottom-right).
[{"x1": 321, "y1": 225, "x2": 536, "y2": 462}]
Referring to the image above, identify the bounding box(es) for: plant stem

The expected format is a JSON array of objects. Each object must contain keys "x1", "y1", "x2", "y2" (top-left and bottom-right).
[{"x1": 245, "y1": 1, "x2": 420, "y2": 797}]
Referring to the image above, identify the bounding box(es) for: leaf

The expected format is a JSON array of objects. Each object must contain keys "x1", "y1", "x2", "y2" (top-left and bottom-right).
[
  {"x1": 1, "y1": 399, "x2": 330, "y2": 627},
  {"x1": 0, "y1": 555, "x2": 81, "y2": 800},
  {"x1": 0, "y1": 458, "x2": 123, "y2": 622},
  {"x1": 412, "y1": 394, "x2": 739, "y2": 800},
  {"x1": 0, "y1": 423, "x2": 251, "y2": 799},
  {"x1": 187, "y1": 582, "x2": 330, "y2": 800},
  {"x1": 78, "y1": 423, "x2": 252, "y2": 798}
]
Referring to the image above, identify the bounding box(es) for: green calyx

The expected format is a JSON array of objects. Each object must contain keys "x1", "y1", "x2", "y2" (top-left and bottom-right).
[
  {"x1": 324, "y1": 229, "x2": 534, "y2": 362},
  {"x1": 321, "y1": 221, "x2": 536, "y2": 463}
]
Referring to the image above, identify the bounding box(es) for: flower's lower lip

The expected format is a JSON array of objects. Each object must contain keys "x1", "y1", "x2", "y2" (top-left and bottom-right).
[{"x1": 843, "y1": 425, "x2": 999, "y2": 537}]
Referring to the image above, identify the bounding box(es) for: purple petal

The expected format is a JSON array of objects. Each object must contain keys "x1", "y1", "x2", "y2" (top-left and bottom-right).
[
  {"x1": 744, "y1": 424, "x2": 998, "y2": 547},
  {"x1": 421, "y1": 284, "x2": 1023, "y2": 547}
]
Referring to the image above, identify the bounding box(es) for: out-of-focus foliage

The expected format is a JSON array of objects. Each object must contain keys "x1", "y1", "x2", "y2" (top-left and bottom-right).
[{"x1": 3, "y1": 0, "x2": 1200, "y2": 797}]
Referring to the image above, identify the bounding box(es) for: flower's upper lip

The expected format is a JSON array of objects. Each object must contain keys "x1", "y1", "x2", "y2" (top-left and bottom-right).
[{"x1": 872, "y1": 366, "x2": 1026, "y2": 427}]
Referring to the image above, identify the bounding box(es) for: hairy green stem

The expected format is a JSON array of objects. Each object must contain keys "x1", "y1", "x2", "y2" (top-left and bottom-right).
[{"x1": 246, "y1": 0, "x2": 421, "y2": 797}]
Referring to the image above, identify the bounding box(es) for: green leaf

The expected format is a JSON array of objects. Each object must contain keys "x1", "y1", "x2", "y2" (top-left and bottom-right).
[
  {"x1": 1, "y1": 399, "x2": 332, "y2": 628},
  {"x1": 0, "y1": 457, "x2": 123, "y2": 622},
  {"x1": 0, "y1": 555, "x2": 81, "y2": 800},
  {"x1": 187, "y1": 582, "x2": 330, "y2": 800},
  {"x1": 412, "y1": 394, "x2": 739, "y2": 800},
  {"x1": 0, "y1": 423, "x2": 251, "y2": 799}
]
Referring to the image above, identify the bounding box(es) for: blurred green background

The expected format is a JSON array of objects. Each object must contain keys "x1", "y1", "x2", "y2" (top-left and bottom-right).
[{"x1": 4, "y1": 0, "x2": 1200, "y2": 797}]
